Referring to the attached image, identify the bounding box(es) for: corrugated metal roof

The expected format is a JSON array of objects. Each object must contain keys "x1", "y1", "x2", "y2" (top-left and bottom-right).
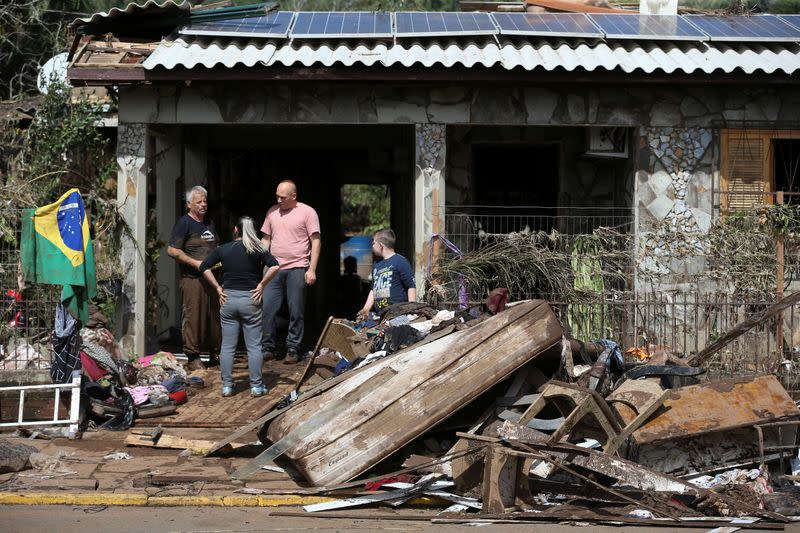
[
  {"x1": 70, "y1": 0, "x2": 190, "y2": 30},
  {"x1": 143, "y1": 36, "x2": 800, "y2": 75}
]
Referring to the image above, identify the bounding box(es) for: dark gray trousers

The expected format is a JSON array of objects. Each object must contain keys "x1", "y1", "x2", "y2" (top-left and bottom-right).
[{"x1": 262, "y1": 267, "x2": 306, "y2": 353}]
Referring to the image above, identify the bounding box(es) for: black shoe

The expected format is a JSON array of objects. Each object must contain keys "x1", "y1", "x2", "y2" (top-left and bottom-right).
[
  {"x1": 263, "y1": 350, "x2": 277, "y2": 361},
  {"x1": 284, "y1": 348, "x2": 300, "y2": 364}
]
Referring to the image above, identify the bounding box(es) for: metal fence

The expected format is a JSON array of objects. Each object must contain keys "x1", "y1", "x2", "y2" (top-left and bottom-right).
[
  {"x1": 443, "y1": 206, "x2": 635, "y2": 255},
  {"x1": 439, "y1": 204, "x2": 800, "y2": 389},
  {"x1": 0, "y1": 209, "x2": 60, "y2": 372}
]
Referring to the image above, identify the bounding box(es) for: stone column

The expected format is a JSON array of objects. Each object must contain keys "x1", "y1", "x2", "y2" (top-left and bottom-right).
[
  {"x1": 414, "y1": 123, "x2": 447, "y2": 296},
  {"x1": 116, "y1": 123, "x2": 149, "y2": 357}
]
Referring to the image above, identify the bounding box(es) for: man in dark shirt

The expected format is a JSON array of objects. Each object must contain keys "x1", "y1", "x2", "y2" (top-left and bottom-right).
[
  {"x1": 167, "y1": 186, "x2": 221, "y2": 370},
  {"x1": 357, "y1": 229, "x2": 416, "y2": 320}
]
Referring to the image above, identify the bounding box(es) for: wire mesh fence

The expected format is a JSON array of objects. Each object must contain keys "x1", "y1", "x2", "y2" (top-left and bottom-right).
[
  {"x1": 0, "y1": 208, "x2": 60, "y2": 372},
  {"x1": 436, "y1": 204, "x2": 800, "y2": 391}
]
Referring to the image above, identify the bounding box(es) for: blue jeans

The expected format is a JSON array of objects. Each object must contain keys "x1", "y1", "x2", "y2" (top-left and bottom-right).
[
  {"x1": 262, "y1": 268, "x2": 306, "y2": 353},
  {"x1": 220, "y1": 289, "x2": 263, "y2": 388}
]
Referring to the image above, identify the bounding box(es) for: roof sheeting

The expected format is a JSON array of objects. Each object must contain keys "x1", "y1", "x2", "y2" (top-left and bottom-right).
[
  {"x1": 70, "y1": 0, "x2": 190, "y2": 30},
  {"x1": 143, "y1": 37, "x2": 800, "y2": 75}
]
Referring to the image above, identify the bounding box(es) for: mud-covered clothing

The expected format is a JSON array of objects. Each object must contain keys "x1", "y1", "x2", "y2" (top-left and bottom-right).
[
  {"x1": 371, "y1": 254, "x2": 415, "y2": 313},
  {"x1": 171, "y1": 214, "x2": 220, "y2": 358},
  {"x1": 179, "y1": 276, "x2": 221, "y2": 357},
  {"x1": 199, "y1": 241, "x2": 279, "y2": 291},
  {"x1": 170, "y1": 215, "x2": 219, "y2": 278}
]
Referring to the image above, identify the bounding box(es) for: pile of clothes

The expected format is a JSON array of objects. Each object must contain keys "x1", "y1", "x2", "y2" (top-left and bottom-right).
[{"x1": 50, "y1": 303, "x2": 199, "y2": 432}]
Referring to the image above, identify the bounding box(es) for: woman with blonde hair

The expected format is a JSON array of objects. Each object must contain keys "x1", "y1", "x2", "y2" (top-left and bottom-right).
[{"x1": 200, "y1": 216, "x2": 279, "y2": 397}]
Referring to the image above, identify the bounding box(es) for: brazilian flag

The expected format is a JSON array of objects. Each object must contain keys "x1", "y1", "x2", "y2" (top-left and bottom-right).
[{"x1": 21, "y1": 188, "x2": 97, "y2": 323}]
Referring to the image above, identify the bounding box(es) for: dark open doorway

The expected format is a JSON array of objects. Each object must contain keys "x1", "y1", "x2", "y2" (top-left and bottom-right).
[
  {"x1": 472, "y1": 143, "x2": 560, "y2": 234},
  {"x1": 775, "y1": 139, "x2": 800, "y2": 204},
  {"x1": 201, "y1": 124, "x2": 413, "y2": 351}
]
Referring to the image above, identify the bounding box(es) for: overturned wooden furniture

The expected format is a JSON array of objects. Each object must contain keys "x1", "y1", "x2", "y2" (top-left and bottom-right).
[
  {"x1": 235, "y1": 300, "x2": 563, "y2": 485},
  {"x1": 518, "y1": 381, "x2": 621, "y2": 451},
  {"x1": 517, "y1": 380, "x2": 670, "y2": 456}
]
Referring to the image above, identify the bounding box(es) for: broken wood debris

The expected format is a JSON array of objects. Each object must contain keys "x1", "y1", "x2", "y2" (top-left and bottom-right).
[{"x1": 196, "y1": 294, "x2": 800, "y2": 526}]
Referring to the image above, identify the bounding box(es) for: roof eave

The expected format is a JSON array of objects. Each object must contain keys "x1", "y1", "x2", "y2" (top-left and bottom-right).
[{"x1": 67, "y1": 64, "x2": 800, "y2": 85}]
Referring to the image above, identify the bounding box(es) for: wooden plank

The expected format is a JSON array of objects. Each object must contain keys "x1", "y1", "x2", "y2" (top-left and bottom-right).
[
  {"x1": 125, "y1": 432, "x2": 246, "y2": 453},
  {"x1": 145, "y1": 362, "x2": 298, "y2": 428},
  {"x1": 204, "y1": 342, "x2": 410, "y2": 457},
  {"x1": 688, "y1": 291, "x2": 800, "y2": 367},
  {"x1": 231, "y1": 367, "x2": 397, "y2": 480},
  {"x1": 295, "y1": 316, "x2": 333, "y2": 392},
  {"x1": 268, "y1": 303, "x2": 541, "y2": 444},
  {"x1": 267, "y1": 301, "x2": 562, "y2": 486}
]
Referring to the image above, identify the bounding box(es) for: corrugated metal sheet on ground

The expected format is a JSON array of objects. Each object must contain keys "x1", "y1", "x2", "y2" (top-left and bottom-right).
[{"x1": 143, "y1": 37, "x2": 800, "y2": 75}]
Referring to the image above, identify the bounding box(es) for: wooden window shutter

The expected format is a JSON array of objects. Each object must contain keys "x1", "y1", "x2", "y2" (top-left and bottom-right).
[{"x1": 721, "y1": 130, "x2": 772, "y2": 210}]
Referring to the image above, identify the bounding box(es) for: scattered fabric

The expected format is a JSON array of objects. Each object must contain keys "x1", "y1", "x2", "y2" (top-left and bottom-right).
[
  {"x1": 486, "y1": 288, "x2": 510, "y2": 314},
  {"x1": 80, "y1": 352, "x2": 109, "y2": 382},
  {"x1": 81, "y1": 327, "x2": 123, "y2": 361},
  {"x1": 160, "y1": 375, "x2": 187, "y2": 394},
  {"x1": 80, "y1": 337, "x2": 119, "y2": 374},
  {"x1": 103, "y1": 452, "x2": 132, "y2": 460},
  {"x1": 354, "y1": 350, "x2": 388, "y2": 369},
  {"x1": 382, "y1": 324, "x2": 426, "y2": 353},
  {"x1": 124, "y1": 386, "x2": 151, "y2": 406},
  {"x1": 365, "y1": 474, "x2": 418, "y2": 491},
  {"x1": 136, "y1": 364, "x2": 169, "y2": 385},
  {"x1": 169, "y1": 390, "x2": 187, "y2": 404},
  {"x1": 148, "y1": 385, "x2": 170, "y2": 406},
  {"x1": 98, "y1": 388, "x2": 135, "y2": 431},
  {"x1": 50, "y1": 303, "x2": 81, "y2": 383}
]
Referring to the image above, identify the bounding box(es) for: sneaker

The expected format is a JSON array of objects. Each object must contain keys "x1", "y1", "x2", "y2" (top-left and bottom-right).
[
  {"x1": 187, "y1": 358, "x2": 206, "y2": 371},
  {"x1": 207, "y1": 354, "x2": 220, "y2": 367},
  {"x1": 262, "y1": 350, "x2": 277, "y2": 361},
  {"x1": 250, "y1": 385, "x2": 268, "y2": 397},
  {"x1": 222, "y1": 385, "x2": 234, "y2": 397},
  {"x1": 284, "y1": 348, "x2": 300, "y2": 364}
]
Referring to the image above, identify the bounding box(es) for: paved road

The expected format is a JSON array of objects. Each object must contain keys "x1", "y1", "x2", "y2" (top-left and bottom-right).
[{"x1": 6, "y1": 505, "x2": 788, "y2": 533}]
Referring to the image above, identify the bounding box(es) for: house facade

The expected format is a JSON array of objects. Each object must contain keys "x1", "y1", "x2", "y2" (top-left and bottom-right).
[{"x1": 68, "y1": 4, "x2": 800, "y2": 360}]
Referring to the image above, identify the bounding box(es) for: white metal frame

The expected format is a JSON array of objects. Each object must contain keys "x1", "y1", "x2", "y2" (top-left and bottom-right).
[{"x1": 0, "y1": 371, "x2": 81, "y2": 438}]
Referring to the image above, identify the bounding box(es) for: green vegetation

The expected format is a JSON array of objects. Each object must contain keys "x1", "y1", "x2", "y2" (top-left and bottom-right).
[
  {"x1": 681, "y1": 0, "x2": 800, "y2": 13},
  {"x1": 341, "y1": 184, "x2": 391, "y2": 235}
]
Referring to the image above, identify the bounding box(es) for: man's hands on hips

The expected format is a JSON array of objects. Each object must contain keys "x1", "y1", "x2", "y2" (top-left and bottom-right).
[{"x1": 305, "y1": 269, "x2": 317, "y2": 285}]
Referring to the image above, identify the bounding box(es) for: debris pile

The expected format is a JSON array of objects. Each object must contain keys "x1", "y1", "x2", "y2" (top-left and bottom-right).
[{"x1": 211, "y1": 295, "x2": 800, "y2": 526}]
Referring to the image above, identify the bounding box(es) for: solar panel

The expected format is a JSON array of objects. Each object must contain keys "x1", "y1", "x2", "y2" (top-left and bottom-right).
[
  {"x1": 394, "y1": 12, "x2": 497, "y2": 37},
  {"x1": 685, "y1": 14, "x2": 800, "y2": 42},
  {"x1": 492, "y1": 13, "x2": 603, "y2": 38},
  {"x1": 778, "y1": 14, "x2": 800, "y2": 31},
  {"x1": 588, "y1": 14, "x2": 706, "y2": 41},
  {"x1": 289, "y1": 11, "x2": 392, "y2": 38},
  {"x1": 180, "y1": 11, "x2": 294, "y2": 38}
]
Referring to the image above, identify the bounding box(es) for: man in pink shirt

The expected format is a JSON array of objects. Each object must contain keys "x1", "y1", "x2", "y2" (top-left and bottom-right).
[{"x1": 260, "y1": 180, "x2": 321, "y2": 363}]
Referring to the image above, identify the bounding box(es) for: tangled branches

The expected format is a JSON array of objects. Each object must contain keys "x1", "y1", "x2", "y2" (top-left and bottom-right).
[{"x1": 428, "y1": 227, "x2": 634, "y2": 306}]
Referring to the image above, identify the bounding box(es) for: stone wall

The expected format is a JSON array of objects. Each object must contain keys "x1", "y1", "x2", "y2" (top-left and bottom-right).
[
  {"x1": 118, "y1": 82, "x2": 799, "y2": 289},
  {"x1": 446, "y1": 125, "x2": 632, "y2": 209}
]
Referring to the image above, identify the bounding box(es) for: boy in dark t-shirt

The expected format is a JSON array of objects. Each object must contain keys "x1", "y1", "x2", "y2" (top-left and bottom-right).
[{"x1": 357, "y1": 229, "x2": 416, "y2": 320}]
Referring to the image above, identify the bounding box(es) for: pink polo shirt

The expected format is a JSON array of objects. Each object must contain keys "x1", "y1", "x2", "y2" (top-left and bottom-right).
[{"x1": 260, "y1": 202, "x2": 320, "y2": 269}]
